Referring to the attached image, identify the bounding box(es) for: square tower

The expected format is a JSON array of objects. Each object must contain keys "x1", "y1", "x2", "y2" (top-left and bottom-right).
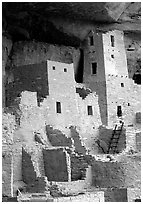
[{"x1": 83, "y1": 30, "x2": 130, "y2": 127}]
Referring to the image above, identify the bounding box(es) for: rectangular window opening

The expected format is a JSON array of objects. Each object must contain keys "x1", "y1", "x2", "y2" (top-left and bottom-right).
[
  {"x1": 56, "y1": 102, "x2": 61, "y2": 113},
  {"x1": 111, "y1": 54, "x2": 114, "y2": 59},
  {"x1": 91, "y1": 62, "x2": 97, "y2": 75},
  {"x1": 64, "y1": 68, "x2": 67, "y2": 72},
  {"x1": 87, "y1": 106, "x2": 93, "y2": 115},
  {"x1": 117, "y1": 106, "x2": 122, "y2": 117},
  {"x1": 121, "y1": 83, "x2": 124, "y2": 87},
  {"x1": 53, "y1": 66, "x2": 55, "y2": 70},
  {"x1": 111, "y1": 35, "x2": 115, "y2": 47},
  {"x1": 89, "y1": 36, "x2": 94, "y2": 46}
]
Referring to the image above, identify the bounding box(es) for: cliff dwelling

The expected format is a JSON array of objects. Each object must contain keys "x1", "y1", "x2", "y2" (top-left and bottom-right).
[{"x1": 2, "y1": 2, "x2": 141, "y2": 202}]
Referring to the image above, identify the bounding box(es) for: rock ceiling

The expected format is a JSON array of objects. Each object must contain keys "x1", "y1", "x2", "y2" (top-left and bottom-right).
[{"x1": 2, "y1": 2, "x2": 141, "y2": 45}]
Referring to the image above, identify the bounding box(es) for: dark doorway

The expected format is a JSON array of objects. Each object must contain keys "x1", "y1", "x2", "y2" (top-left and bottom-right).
[
  {"x1": 87, "y1": 106, "x2": 93, "y2": 115},
  {"x1": 133, "y1": 72, "x2": 141, "y2": 85},
  {"x1": 111, "y1": 35, "x2": 115, "y2": 47},
  {"x1": 117, "y1": 106, "x2": 122, "y2": 117},
  {"x1": 91, "y1": 62, "x2": 97, "y2": 75},
  {"x1": 75, "y1": 49, "x2": 84, "y2": 83},
  {"x1": 56, "y1": 102, "x2": 61, "y2": 113},
  {"x1": 89, "y1": 36, "x2": 94, "y2": 46}
]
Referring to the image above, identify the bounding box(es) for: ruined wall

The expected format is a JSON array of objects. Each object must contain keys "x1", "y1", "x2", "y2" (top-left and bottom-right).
[
  {"x1": 22, "y1": 147, "x2": 37, "y2": 184},
  {"x1": 43, "y1": 147, "x2": 71, "y2": 182},
  {"x1": 124, "y1": 31, "x2": 141, "y2": 79},
  {"x1": 92, "y1": 155, "x2": 141, "y2": 189},
  {"x1": 135, "y1": 132, "x2": 141, "y2": 152},
  {"x1": 97, "y1": 125, "x2": 126, "y2": 154},
  {"x1": 106, "y1": 75, "x2": 141, "y2": 127},
  {"x1": 104, "y1": 188, "x2": 128, "y2": 202},
  {"x1": 6, "y1": 62, "x2": 49, "y2": 106},
  {"x1": 2, "y1": 147, "x2": 13, "y2": 197},
  {"x1": 127, "y1": 188, "x2": 141, "y2": 202},
  {"x1": 2, "y1": 111, "x2": 15, "y2": 197},
  {"x1": 54, "y1": 191, "x2": 104, "y2": 202},
  {"x1": 46, "y1": 125, "x2": 73, "y2": 147}
]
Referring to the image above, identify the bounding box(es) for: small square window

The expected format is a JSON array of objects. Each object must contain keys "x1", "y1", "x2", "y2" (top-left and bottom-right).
[
  {"x1": 56, "y1": 102, "x2": 61, "y2": 113},
  {"x1": 64, "y1": 68, "x2": 67, "y2": 72},
  {"x1": 121, "y1": 83, "x2": 124, "y2": 87},
  {"x1": 87, "y1": 106, "x2": 93, "y2": 115},
  {"x1": 53, "y1": 66, "x2": 55, "y2": 70}
]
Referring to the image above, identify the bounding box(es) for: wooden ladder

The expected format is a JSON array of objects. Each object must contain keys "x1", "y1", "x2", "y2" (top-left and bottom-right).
[{"x1": 107, "y1": 122, "x2": 124, "y2": 154}]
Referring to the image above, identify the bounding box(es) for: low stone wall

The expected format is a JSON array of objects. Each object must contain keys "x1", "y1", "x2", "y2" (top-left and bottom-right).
[
  {"x1": 43, "y1": 147, "x2": 71, "y2": 182},
  {"x1": 46, "y1": 125, "x2": 73, "y2": 148},
  {"x1": 71, "y1": 154, "x2": 89, "y2": 181},
  {"x1": 22, "y1": 147, "x2": 37, "y2": 184},
  {"x1": 70, "y1": 126, "x2": 87, "y2": 155},
  {"x1": 136, "y1": 132, "x2": 141, "y2": 152},
  {"x1": 91, "y1": 155, "x2": 141, "y2": 189},
  {"x1": 104, "y1": 188, "x2": 128, "y2": 202},
  {"x1": 2, "y1": 148, "x2": 13, "y2": 197},
  {"x1": 26, "y1": 176, "x2": 49, "y2": 193},
  {"x1": 54, "y1": 191, "x2": 104, "y2": 202},
  {"x1": 97, "y1": 125, "x2": 126, "y2": 153},
  {"x1": 127, "y1": 187, "x2": 141, "y2": 202}
]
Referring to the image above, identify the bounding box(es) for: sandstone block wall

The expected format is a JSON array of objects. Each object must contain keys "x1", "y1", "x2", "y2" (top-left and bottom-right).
[
  {"x1": 127, "y1": 187, "x2": 141, "y2": 202},
  {"x1": 22, "y1": 147, "x2": 37, "y2": 184},
  {"x1": 71, "y1": 154, "x2": 88, "y2": 181},
  {"x1": 83, "y1": 31, "x2": 108, "y2": 125},
  {"x1": 97, "y1": 125, "x2": 126, "y2": 153},
  {"x1": 54, "y1": 191, "x2": 104, "y2": 202},
  {"x1": 43, "y1": 147, "x2": 71, "y2": 182},
  {"x1": 103, "y1": 30, "x2": 128, "y2": 76},
  {"x1": 92, "y1": 155, "x2": 141, "y2": 189},
  {"x1": 106, "y1": 75, "x2": 141, "y2": 127},
  {"x1": 2, "y1": 147, "x2": 13, "y2": 197},
  {"x1": 6, "y1": 62, "x2": 49, "y2": 106},
  {"x1": 136, "y1": 132, "x2": 141, "y2": 152},
  {"x1": 104, "y1": 188, "x2": 128, "y2": 202},
  {"x1": 46, "y1": 125, "x2": 73, "y2": 147}
]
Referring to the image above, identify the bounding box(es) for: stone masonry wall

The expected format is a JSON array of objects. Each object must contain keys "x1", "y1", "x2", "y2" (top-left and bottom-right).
[
  {"x1": 103, "y1": 30, "x2": 128, "y2": 76},
  {"x1": 43, "y1": 147, "x2": 71, "y2": 182},
  {"x1": 104, "y1": 188, "x2": 128, "y2": 202},
  {"x1": 83, "y1": 31, "x2": 108, "y2": 125},
  {"x1": 92, "y1": 155, "x2": 141, "y2": 189},
  {"x1": 2, "y1": 147, "x2": 13, "y2": 197},
  {"x1": 106, "y1": 75, "x2": 141, "y2": 127},
  {"x1": 97, "y1": 125, "x2": 126, "y2": 154},
  {"x1": 6, "y1": 62, "x2": 49, "y2": 106},
  {"x1": 46, "y1": 125, "x2": 73, "y2": 148},
  {"x1": 22, "y1": 147, "x2": 37, "y2": 184}
]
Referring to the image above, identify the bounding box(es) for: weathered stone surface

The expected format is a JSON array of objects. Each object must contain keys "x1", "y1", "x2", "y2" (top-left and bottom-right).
[
  {"x1": 43, "y1": 147, "x2": 71, "y2": 182},
  {"x1": 104, "y1": 188, "x2": 128, "y2": 202},
  {"x1": 2, "y1": 149, "x2": 13, "y2": 197},
  {"x1": 92, "y1": 155, "x2": 141, "y2": 189}
]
